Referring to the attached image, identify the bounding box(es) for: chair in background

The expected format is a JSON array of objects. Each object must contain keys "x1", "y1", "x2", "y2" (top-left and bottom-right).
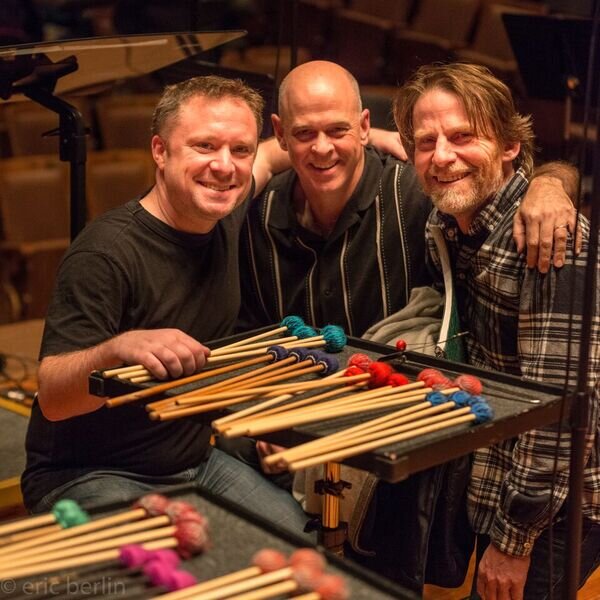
[
  {"x1": 86, "y1": 149, "x2": 155, "y2": 221},
  {"x1": 330, "y1": 10, "x2": 396, "y2": 85},
  {"x1": 349, "y1": 0, "x2": 414, "y2": 24},
  {"x1": 94, "y1": 93, "x2": 160, "y2": 150},
  {"x1": 0, "y1": 156, "x2": 70, "y2": 320},
  {"x1": 455, "y1": 2, "x2": 548, "y2": 86},
  {"x1": 388, "y1": 0, "x2": 481, "y2": 84}
]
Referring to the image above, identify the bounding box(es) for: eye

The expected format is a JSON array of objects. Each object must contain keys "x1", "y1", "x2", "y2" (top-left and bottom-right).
[
  {"x1": 416, "y1": 137, "x2": 436, "y2": 151},
  {"x1": 328, "y1": 127, "x2": 349, "y2": 138},
  {"x1": 452, "y1": 132, "x2": 473, "y2": 144},
  {"x1": 233, "y1": 145, "x2": 253, "y2": 157},
  {"x1": 194, "y1": 142, "x2": 213, "y2": 152},
  {"x1": 294, "y1": 129, "x2": 314, "y2": 142}
]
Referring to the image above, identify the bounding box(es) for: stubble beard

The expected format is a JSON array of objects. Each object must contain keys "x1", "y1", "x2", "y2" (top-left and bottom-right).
[{"x1": 427, "y1": 161, "x2": 504, "y2": 219}]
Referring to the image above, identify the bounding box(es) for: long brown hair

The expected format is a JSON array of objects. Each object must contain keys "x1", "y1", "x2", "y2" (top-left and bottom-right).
[{"x1": 393, "y1": 63, "x2": 534, "y2": 176}]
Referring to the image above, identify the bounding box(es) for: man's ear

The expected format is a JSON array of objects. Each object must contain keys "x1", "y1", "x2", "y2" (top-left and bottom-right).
[
  {"x1": 502, "y1": 140, "x2": 521, "y2": 164},
  {"x1": 360, "y1": 108, "x2": 371, "y2": 146},
  {"x1": 151, "y1": 134, "x2": 166, "y2": 169},
  {"x1": 271, "y1": 114, "x2": 287, "y2": 151}
]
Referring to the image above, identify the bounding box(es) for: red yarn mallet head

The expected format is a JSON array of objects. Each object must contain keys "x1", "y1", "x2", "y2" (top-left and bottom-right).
[
  {"x1": 252, "y1": 548, "x2": 288, "y2": 573},
  {"x1": 133, "y1": 493, "x2": 170, "y2": 516},
  {"x1": 292, "y1": 564, "x2": 324, "y2": 593},
  {"x1": 344, "y1": 365, "x2": 364, "y2": 379},
  {"x1": 346, "y1": 353, "x2": 372, "y2": 372},
  {"x1": 367, "y1": 362, "x2": 394, "y2": 388},
  {"x1": 289, "y1": 548, "x2": 327, "y2": 573},
  {"x1": 454, "y1": 374, "x2": 483, "y2": 395},
  {"x1": 174, "y1": 519, "x2": 210, "y2": 558},
  {"x1": 387, "y1": 372, "x2": 410, "y2": 387},
  {"x1": 315, "y1": 573, "x2": 350, "y2": 600},
  {"x1": 165, "y1": 501, "x2": 206, "y2": 525},
  {"x1": 416, "y1": 368, "x2": 444, "y2": 383},
  {"x1": 395, "y1": 339, "x2": 407, "y2": 352}
]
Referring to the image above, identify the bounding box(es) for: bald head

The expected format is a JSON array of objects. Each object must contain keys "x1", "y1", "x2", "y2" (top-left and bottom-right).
[
  {"x1": 270, "y1": 60, "x2": 370, "y2": 225},
  {"x1": 278, "y1": 61, "x2": 362, "y2": 121}
]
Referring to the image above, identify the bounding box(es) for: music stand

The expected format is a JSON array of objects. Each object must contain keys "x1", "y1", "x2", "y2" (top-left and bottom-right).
[
  {"x1": 0, "y1": 30, "x2": 246, "y2": 240},
  {"x1": 503, "y1": 13, "x2": 596, "y2": 155}
]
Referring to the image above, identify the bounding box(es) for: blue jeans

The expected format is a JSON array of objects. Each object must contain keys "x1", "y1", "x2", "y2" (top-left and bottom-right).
[
  {"x1": 470, "y1": 517, "x2": 600, "y2": 599},
  {"x1": 32, "y1": 448, "x2": 315, "y2": 542}
]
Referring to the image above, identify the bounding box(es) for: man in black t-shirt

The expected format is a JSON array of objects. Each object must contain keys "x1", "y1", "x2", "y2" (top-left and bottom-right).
[{"x1": 22, "y1": 76, "x2": 312, "y2": 539}]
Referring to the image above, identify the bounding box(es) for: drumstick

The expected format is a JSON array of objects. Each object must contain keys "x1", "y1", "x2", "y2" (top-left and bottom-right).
[
  {"x1": 0, "y1": 539, "x2": 177, "y2": 580},
  {"x1": 151, "y1": 371, "x2": 325, "y2": 421},
  {"x1": 156, "y1": 548, "x2": 289, "y2": 600},
  {"x1": 210, "y1": 335, "x2": 299, "y2": 356},
  {"x1": 0, "y1": 504, "x2": 210, "y2": 580},
  {"x1": 221, "y1": 384, "x2": 441, "y2": 439},
  {"x1": 217, "y1": 384, "x2": 404, "y2": 437},
  {"x1": 212, "y1": 380, "x2": 366, "y2": 432},
  {"x1": 106, "y1": 354, "x2": 276, "y2": 407},
  {"x1": 0, "y1": 520, "x2": 177, "y2": 569},
  {"x1": 280, "y1": 405, "x2": 464, "y2": 466},
  {"x1": 287, "y1": 401, "x2": 494, "y2": 472},
  {"x1": 122, "y1": 337, "x2": 327, "y2": 380},
  {"x1": 0, "y1": 507, "x2": 149, "y2": 557},
  {"x1": 149, "y1": 361, "x2": 316, "y2": 417},
  {"x1": 170, "y1": 355, "x2": 326, "y2": 402},
  {"x1": 180, "y1": 549, "x2": 326, "y2": 600},
  {"x1": 156, "y1": 355, "x2": 340, "y2": 415},
  {"x1": 263, "y1": 398, "x2": 451, "y2": 466},
  {"x1": 174, "y1": 373, "x2": 370, "y2": 407},
  {"x1": 145, "y1": 356, "x2": 299, "y2": 413},
  {"x1": 0, "y1": 498, "x2": 88, "y2": 538},
  {"x1": 224, "y1": 388, "x2": 451, "y2": 438}
]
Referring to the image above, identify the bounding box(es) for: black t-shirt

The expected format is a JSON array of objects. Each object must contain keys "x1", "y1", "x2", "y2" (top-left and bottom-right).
[{"x1": 22, "y1": 197, "x2": 247, "y2": 508}]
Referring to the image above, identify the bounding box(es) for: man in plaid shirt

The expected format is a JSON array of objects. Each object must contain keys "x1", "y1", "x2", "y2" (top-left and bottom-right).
[{"x1": 394, "y1": 63, "x2": 599, "y2": 599}]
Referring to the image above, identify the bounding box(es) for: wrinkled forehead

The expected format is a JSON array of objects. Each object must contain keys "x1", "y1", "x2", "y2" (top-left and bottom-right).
[
  {"x1": 413, "y1": 87, "x2": 494, "y2": 137},
  {"x1": 168, "y1": 94, "x2": 259, "y2": 139}
]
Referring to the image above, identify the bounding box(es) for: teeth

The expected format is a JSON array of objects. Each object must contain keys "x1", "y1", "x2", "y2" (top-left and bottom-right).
[
  {"x1": 312, "y1": 163, "x2": 336, "y2": 170},
  {"x1": 436, "y1": 173, "x2": 468, "y2": 183},
  {"x1": 202, "y1": 183, "x2": 232, "y2": 191}
]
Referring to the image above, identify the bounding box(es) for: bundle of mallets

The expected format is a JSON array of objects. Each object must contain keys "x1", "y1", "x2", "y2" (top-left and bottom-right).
[
  {"x1": 102, "y1": 316, "x2": 346, "y2": 385},
  {"x1": 210, "y1": 354, "x2": 493, "y2": 471},
  {"x1": 156, "y1": 547, "x2": 348, "y2": 600},
  {"x1": 0, "y1": 494, "x2": 207, "y2": 587}
]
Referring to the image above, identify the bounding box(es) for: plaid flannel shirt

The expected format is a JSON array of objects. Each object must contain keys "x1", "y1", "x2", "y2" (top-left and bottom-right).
[{"x1": 426, "y1": 169, "x2": 600, "y2": 556}]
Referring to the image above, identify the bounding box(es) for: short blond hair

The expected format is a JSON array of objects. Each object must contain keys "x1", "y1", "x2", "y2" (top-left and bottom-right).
[
  {"x1": 393, "y1": 63, "x2": 534, "y2": 176},
  {"x1": 152, "y1": 75, "x2": 264, "y2": 137}
]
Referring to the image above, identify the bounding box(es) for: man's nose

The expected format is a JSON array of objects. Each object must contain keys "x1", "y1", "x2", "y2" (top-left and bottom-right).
[
  {"x1": 311, "y1": 132, "x2": 333, "y2": 154},
  {"x1": 432, "y1": 138, "x2": 456, "y2": 167},
  {"x1": 210, "y1": 148, "x2": 235, "y2": 175}
]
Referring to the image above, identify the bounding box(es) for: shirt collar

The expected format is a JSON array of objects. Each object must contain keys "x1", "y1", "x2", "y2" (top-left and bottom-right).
[{"x1": 267, "y1": 146, "x2": 384, "y2": 233}]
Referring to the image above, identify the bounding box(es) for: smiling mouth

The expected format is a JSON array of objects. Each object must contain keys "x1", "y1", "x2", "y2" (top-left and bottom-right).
[
  {"x1": 433, "y1": 172, "x2": 470, "y2": 184},
  {"x1": 200, "y1": 182, "x2": 235, "y2": 191},
  {"x1": 310, "y1": 162, "x2": 338, "y2": 171}
]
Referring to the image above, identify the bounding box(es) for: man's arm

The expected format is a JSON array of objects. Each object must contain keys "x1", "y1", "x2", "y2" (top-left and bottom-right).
[
  {"x1": 253, "y1": 137, "x2": 291, "y2": 198},
  {"x1": 38, "y1": 329, "x2": 210, "y2": 421},
  {"x1": 514, "y1": 161, "x2": 581, "y2": 273}
]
